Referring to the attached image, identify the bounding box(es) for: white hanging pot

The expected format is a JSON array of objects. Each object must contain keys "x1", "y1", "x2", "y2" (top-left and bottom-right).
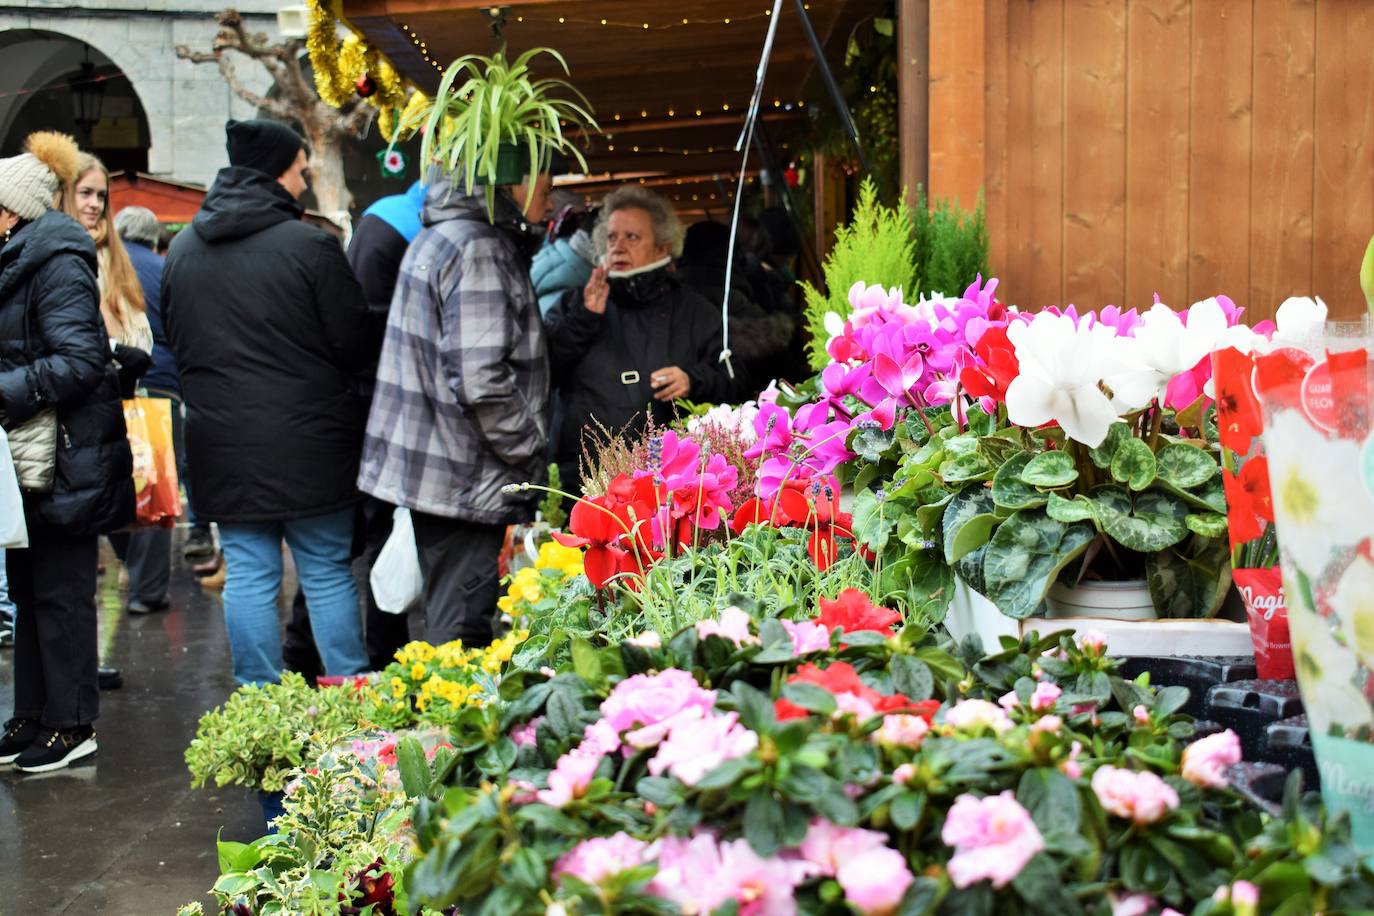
[{"x1": 1045, "y1": 579, "x2": 1158, "y2": 621}]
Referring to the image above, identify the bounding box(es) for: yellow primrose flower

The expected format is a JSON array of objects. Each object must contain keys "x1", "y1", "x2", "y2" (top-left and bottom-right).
[
  {"x1": 410, "y1": 662, "x2": 427, "y2": 681},
  {"x1": 389, "y1": 676, "x2": 407, "y2": 698}
]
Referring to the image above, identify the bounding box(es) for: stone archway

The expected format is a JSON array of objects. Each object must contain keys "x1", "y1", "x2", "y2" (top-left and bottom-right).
[{"x1": 0, "y1": 29, "x2": 152, "y2": 173}]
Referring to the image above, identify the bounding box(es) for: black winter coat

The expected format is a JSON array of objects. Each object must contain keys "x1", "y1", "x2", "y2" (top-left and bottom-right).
[
  {"x1": 544, "y1": 267, "x2": 733, "y2": 476},
  {"x1": 162, "y1": 167, "x2": 380, "y2": 522},
  {"x1": 0, "y1": 210, "x2": 134, "y2": 535}
]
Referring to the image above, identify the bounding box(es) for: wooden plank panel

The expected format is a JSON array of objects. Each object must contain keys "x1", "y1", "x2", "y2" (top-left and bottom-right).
[
  {"x1": 928, "y1": 0, "x2": 986, "y2": 211},
  {"x1": 983, "y1": 0, "x2": 1009, "y2": 278},
  {"x1": 1004, "y1": 0, "x2": 1064, "y2": 308},
  {"x1": 1188, "y1": 0, "x2": 1252, "y2": 307},
  {"x1": 1124, "y1": 0, "x2": 1190, "y2": 310},
  {"x1": 1313, "y1": 0, "x2": 1374, "y2": 320},
  {"x1": 898, "y1": 0, "x2": 930, "y2": 211},
  {"x1": 1248, "y1": 0, "x2": 1316, "y2": 326},
  {"x1": 1063, "y1": 0, "x2": 1127, "y2": 310}
]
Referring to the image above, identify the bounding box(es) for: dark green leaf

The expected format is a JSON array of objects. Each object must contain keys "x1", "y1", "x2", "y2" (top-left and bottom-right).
[
  {"x1": 982, "y1": 509, "x2": 1096, "y2": 619},
  {"x1": 1104, "y1": 490, "x2": 1190, "y2": 552},
  {"x1": 890, "y1": 654, "x2": 935, "y2": 701},
  {"x1": 743, "y1": 791, "x2": 785, "y2": 856},
  {"x1": 397, "y1": 737, "x2": 432, "y2": 798},
  {"x1": 635, "y1": 775, "x2": 686, "y2": 807},
  {"x1": 1090, "y1": 421, "x2": 1131, "y2": 468},
  {"x1": 943, "y1": 488, "x2": 999, "y2": 564},
  {"x1": 992, "y1": 453, "x2": 1048, "y2": 511},
  {"x1": 1156, "y1": 443, "x2": 1218, "y2": 488},
  {"x1": 544, "y1": 689, "x2": 584, "y2": 739},
  {"x1": 1011, "y1": 853, "x2": 1084, "y2": 915},
  {"x1": 694, "y1": 756, "x2": 755, "y2": 791},
  {"x1": 780, "y1": 682, "x2": 837, "y2": 717},
  {"x1": 1016, "y1": 767, "x2": 1082, "y2": 836},
  {"x1": 890, "y1": 791, "x2": 925, "y2": 830},
  {"x1": 474, "y1": 737, "x2": 517, "y2": 779},
  {"x1": 1021, "y1": 451, "x2": 1079, "y2": 487},
  {"x1": 1111, "y1": 437, "x2": 1158, "y2": 491},
  {"x1": 506, "y1": 846, "x2": 547, "y2": 890},
  {"x1": 731, "y1": 682, "x2": 778, "y2": 734}
]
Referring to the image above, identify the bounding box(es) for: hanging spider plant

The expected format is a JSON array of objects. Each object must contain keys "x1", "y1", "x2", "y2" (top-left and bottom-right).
[{"x1": 412, "y1": 46, "x2": 598, "y2": 219}]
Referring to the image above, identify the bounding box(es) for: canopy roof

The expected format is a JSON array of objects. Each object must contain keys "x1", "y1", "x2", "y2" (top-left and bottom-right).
[{"x1": 340, "y1": 0, "x2": 881, "y2": 214}]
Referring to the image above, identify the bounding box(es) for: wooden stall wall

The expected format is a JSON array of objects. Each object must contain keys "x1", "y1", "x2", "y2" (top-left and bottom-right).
[{"x1": 971, "y1": 0, "x2": 1373, "y2": 323}]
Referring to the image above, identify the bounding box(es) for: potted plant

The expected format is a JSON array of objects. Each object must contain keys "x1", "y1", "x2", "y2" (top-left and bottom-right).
[{"x1": 415, "y1": 47, "x2": 596, "y2": 217}]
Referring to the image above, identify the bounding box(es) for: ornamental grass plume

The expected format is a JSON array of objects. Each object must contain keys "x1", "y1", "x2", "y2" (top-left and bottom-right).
[{"x1": 940, "y1": 791, "x2": 1045, "y2": 889}]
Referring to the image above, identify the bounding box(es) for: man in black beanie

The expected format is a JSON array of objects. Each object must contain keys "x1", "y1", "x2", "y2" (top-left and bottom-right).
[{"x1": 161, "y1": 118, "x2": 381, "y2": 685}]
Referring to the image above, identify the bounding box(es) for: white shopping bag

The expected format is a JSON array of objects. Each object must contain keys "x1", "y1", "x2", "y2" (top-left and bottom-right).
[
  {"x1": 1, "y1": 426, "x2": 28, "y2": 549},
  {"x1": 370, "y1": 507, "x2": 421, "y2": 614}
]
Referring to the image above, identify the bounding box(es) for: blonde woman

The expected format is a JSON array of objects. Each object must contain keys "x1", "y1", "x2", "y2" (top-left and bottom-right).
[{"x1": 69, "y1": 154, "x2": 163, "y2": 618}]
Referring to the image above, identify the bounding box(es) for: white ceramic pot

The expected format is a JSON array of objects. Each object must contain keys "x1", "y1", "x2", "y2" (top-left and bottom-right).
[
  {"x1": 945, "y1": 577, "x2": 1020, "y2": 649},
  {"x1": 1045, "y1": 579, "x2": 1158, "y2": 621}
]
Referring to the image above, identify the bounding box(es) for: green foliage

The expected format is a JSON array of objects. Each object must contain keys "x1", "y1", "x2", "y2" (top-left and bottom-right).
[
  {"x1": 538, "y1": 463, "x2": 567, "y2": 529},
  {"x1": 912, "y1": 184, "x2": 990, "y2": 298},
  {"x1": 801, "y1": 177, "x2": 917, "y2": 369},
  {"x1": 417, "y1": 47, "x2": 597, "y2": 219},
  {"x1": 184, "y1": 673, "x2": 370, "y2": 793}
]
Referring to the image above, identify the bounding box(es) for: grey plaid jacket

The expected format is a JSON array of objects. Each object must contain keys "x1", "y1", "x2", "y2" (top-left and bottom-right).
[{"x1": 358, "y1": 181, "x2": 549, "y2": 524}]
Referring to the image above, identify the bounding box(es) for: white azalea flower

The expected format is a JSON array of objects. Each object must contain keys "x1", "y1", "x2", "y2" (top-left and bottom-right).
[
  {"x1": 1262, "y1": 409, "x2": 1374, "y2": 577},
  {"x1": 1288, "y1": 600, "x2": 1373, "y2": 735},
  {"x1": 1328, "y1": 554, "x2": 1374, "y2": 672},
  {"x1": 1005, "y1": 313, "x2": 1138, "y2": 447}
]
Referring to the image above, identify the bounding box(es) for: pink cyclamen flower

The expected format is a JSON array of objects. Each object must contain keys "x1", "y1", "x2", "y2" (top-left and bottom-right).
[
  {"x1": 873, "y1": 714, "x2": 930, "y2": 749},
  {"x1": 1031, "y1": 681, "x2": 1062, "y2": 712},
  {"x1": 892, "y1": 763, "x2": 917, "y2": 786},
  {"x1": 940, "y1": 791, "x2": 1045, "y2": 889},
  {"x1": 554, "y1": 832, "x2": 650, "y2": 885},
  {"x1": 781, "y1": 618, "x2": 832, "y2": 656},
  {"x1": 1078, "y1": 629, "x2": 1109, "y2": 654},
  {"x1": 1091, "y1": 766, "x2": 1180, "y2": 825},
  {"x1": 1181, "y1": 729, "x2": 1242, "y2": 789},
  {"x1": 648, "y1": 711, "x2": 758, "y2": 786},
  {"x1": 509, "y1": 717, "x2": 543, "y2": 747},
  {"x1": 536, "y1": 753, "x2": 601, "y2": 808},
  {"x1": 1060, "y1": 740, "x2": 1084, "y2": 780},
  {"x1": 599, "y1": 668, "x2": 718, "y2": 749},
  {"x1": 837, "y1": 844, "x2": 914, "y2": 915},
  {"x1": 944, "y1": 699, "x2": 1013, "y2": 734},
  {"x1": 696, "y1": 606, "x2": 760, "y2": 647},
  {"x1": 1133, "y1": 705, "x2": 1151, "y2": 726}
]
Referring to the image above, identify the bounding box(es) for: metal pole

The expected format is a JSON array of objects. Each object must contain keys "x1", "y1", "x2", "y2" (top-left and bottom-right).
[{"x1": 791, "y1": 0, "x2": 872, "y2": 175}]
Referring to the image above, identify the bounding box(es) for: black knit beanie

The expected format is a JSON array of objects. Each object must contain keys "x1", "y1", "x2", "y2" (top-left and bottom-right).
[{"x1": 225, "y1": 119, "x2": 308, "y2": 178}]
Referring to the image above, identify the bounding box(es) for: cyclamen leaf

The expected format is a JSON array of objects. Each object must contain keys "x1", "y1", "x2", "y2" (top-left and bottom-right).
[
  {"x1": 940, "y1": 451, "x2": 995, "y2": 484},
  {"x1": 1020, "y1": 451, "x2": 1079, "y2": 487},
  {"x1": 982, "y1": 509, "x2": 1096, "y2": 619},
  {"x1": 992, "y1": 453, "x2": 1049, "y2": 511},
  {"x1": 942, "y1": 488, "x2": 999, "y2": 564},
  {"x1": 1110, "y1": 437, "x2": 1158, "y2": 491},
  {"x1": 1156, "y1": 443, "x2": 1218, "y2": 489},
  {"x1": 1185, "y1": 512, "x2": 1229, "y2": 538},
  {"x1": 1105, "y1": 491, "x2": 1190, "y2": 552},
  {"x1": 1089, "y1": 422, "x2": 1132, "y2": 468},
  {"x1": 1047, "y1": 493, "x2": 1099, "y2": 525}
]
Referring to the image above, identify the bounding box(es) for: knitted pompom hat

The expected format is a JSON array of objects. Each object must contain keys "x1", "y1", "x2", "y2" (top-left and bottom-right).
[{"x1": 0, "y1": 131, "x2": 82, "y2": 220}]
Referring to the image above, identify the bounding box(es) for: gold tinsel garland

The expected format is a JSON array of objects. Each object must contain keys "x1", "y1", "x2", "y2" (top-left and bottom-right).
[{"x1": 305, "y1": 0, "x2": 413, "y2": 139}]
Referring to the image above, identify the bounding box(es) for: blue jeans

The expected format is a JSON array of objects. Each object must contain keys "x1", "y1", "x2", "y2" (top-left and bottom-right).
[
  {"x1": 219, "y1": 507, "x2": 368, "y2": 685},
  {"x1": 0, "y1": 548, "x2": 15, "y2": 617}
]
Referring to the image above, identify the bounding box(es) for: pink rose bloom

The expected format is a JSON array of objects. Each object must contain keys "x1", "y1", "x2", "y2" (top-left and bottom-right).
[
  {"x1": 536, "y1": 753, "x2": 602, "y2": 808},
  {"x1": 648, "y1": 711, "x2": 758, "y2": 786},
  {"x1": 509, "y1": 717, "x2": 543, "y2": 747},
  {"x1": 1181, "y1": 729, "x2": 1242, "y2": 789},
  {"x1": 1030, "y1": 681, "x2": 1061, "y2": 712},
  {"x1": 944, "y1": 699, "x2": 1013, "y2": 734},
  {"x1": 782, "y1": 618, "x2": 832, "y2": 656},
  {"x1": 1111, "y1": 893, "x2": 1156, "y2": 916},
  {"x1": 892, "y1": 763, "x2": 917, "y2": 786},
  {"x1": 836, "y1": 844, "x2": 914, "y2": 915},
  {"x1": 696, "y1": 606, "x2": 760, "y2": 647},
  {"x1": 628, "y1": 630, "x2": 662, "y2": 649},
  {"x1": 1133, "y1": 705, "x2": 1151, "y2": 726},
  {"x1": 873, "y1": 714, "x2": 930, "y2": 749},
  {"x1": 1091, "y1": 766, "x2": 1180, "y2": 824},
  {"x1": 1078, "y1": 629, "x2": 1109, "y2": 654},
  {"x1": 1031, "y1": 715, "x2": 1062, "y2": 735},
  {"x1": 941, "y1": 791, "x2": 1045, "y2": 889},
  {"x1": 1060, "y1": 740, "x2": 1083, "y2": 780},
  {"x1": 600, "y1": 668, "x2": 718, "y2": 748},
  {"x1": 554, "y1": 832, "x2": 650, "y2": 885}
]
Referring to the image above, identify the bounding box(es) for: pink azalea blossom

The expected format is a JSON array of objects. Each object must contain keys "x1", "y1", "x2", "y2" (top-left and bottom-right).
[
  {"x1": 696, "y1": 606, "x2": 760, "y2": 647},
  {"x1": 997, "y1": 690, "x2": 1019, "y2": 712},
  {"x1": 836, "y1": 844, "x2": 914, "y2": 914},
  {"x1": 944, "y1": 699, "x2": 1013, "y2": 734},
  {"x1": 892, "y1": 763, "x2": 917, "y2": 786},
  {"x1": 509, "y1": 717, "x2": 543, "y2": 747},
  {"x1": 646, "y1": 834, "x2": 807, "y2": 916},
  {"x1": 554, "y1": 832, "x2": 650, "y2": 885},
  {"x1": 537, "y1": 753, "x2": 602, "y2": 807},
  {"x1": 1181, "y1": 729, "x2": 1242, "y2": 789},
  {"x1": 1030, "y1": 681, "x2": 1062, "y2": 712},
  {"x1": 600, "y1": 669, "x2": 718, "y2": 749},
  {"x1": 574, "y1": 717, "x2": 623, "y2": 758},
  {"x1": 1213, "y1": 880, "x2": 1260, "y2": 916},
  {"x1": 1111, "y1": 893, "x2": 1157, "y2": 916},
  {"x1": 799, "y1": 819, "x2": 890, "y2": 874},
  {"x1": 1060, "y1": 740, "x2": 1084, "y2": 779},
  {"x1": 1133, "y1": 705, "x2": 1151, "y2": 726},
  {"x1": 627, "y1": 630, "x2": 661, "y2": 649},
  {"x1": 648, "y1": 711, "x2": 758, "y2": 786},
  {"x1": 782, "y1": 618, "x2": 833, "y2": 656},
  {"x1": 1091, "y1": 766, "x2": 1180, "y2": 824},
  {"x1": 1078, "y1": 630, "x2": 1109, "y2": 654},
  {"x1": 1031, "y1": 715, "x2": 1063, "y2": 735},
  {"x1": 941, "y1": 791, "x2": 1045, "y2": 889},
  {"x1": 873, "y1": 714, "x2": 930, "y2": 748}
]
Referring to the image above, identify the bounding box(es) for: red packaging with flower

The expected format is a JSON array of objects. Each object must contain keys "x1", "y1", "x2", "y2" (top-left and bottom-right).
[{"x1": 1231, "y1": 566, "x2": 1293, "y2": 680}]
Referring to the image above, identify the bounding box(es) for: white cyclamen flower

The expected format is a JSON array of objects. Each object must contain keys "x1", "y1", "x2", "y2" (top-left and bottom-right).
[
  {"x1": 1327, "y1": 553, "x2": 1374, "y2": 672},
  {"x1": 1289, "y1": 600, "x2": 1372, "y2": 735}
]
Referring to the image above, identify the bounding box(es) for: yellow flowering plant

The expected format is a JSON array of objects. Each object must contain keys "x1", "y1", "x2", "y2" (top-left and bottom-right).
[
  {"x1": 497, "y1": 540, "x2": 584, "y2": 619},
  {"x1": 369, "y1": 631, "x2": 528, "y2": 729}
]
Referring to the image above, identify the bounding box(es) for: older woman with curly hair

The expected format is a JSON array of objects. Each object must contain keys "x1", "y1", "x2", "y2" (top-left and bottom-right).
[{"x1": 543, "y1": 185, "x2": 734, "y2": 488}]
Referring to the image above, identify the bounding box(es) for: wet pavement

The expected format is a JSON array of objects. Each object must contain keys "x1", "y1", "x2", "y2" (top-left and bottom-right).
[{"x1": 0, "y1": 533, "x2": 297, "y2": 914}]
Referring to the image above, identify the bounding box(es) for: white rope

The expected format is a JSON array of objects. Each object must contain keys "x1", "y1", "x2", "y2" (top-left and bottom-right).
[{"x1": 719, "y1": 0, "x2": 786, "y2": 381}]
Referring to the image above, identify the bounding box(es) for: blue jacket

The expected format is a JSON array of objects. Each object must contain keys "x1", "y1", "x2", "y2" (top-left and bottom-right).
[
  {"x1": 531, "y1": 231, "x2": 595, "y2": 316},
  {"x1": 126, "y1": 239, "x2": 179, "y2": 398},
  {"x1": 362, "y1": 180, "x2": 426, "y2": 243}
]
